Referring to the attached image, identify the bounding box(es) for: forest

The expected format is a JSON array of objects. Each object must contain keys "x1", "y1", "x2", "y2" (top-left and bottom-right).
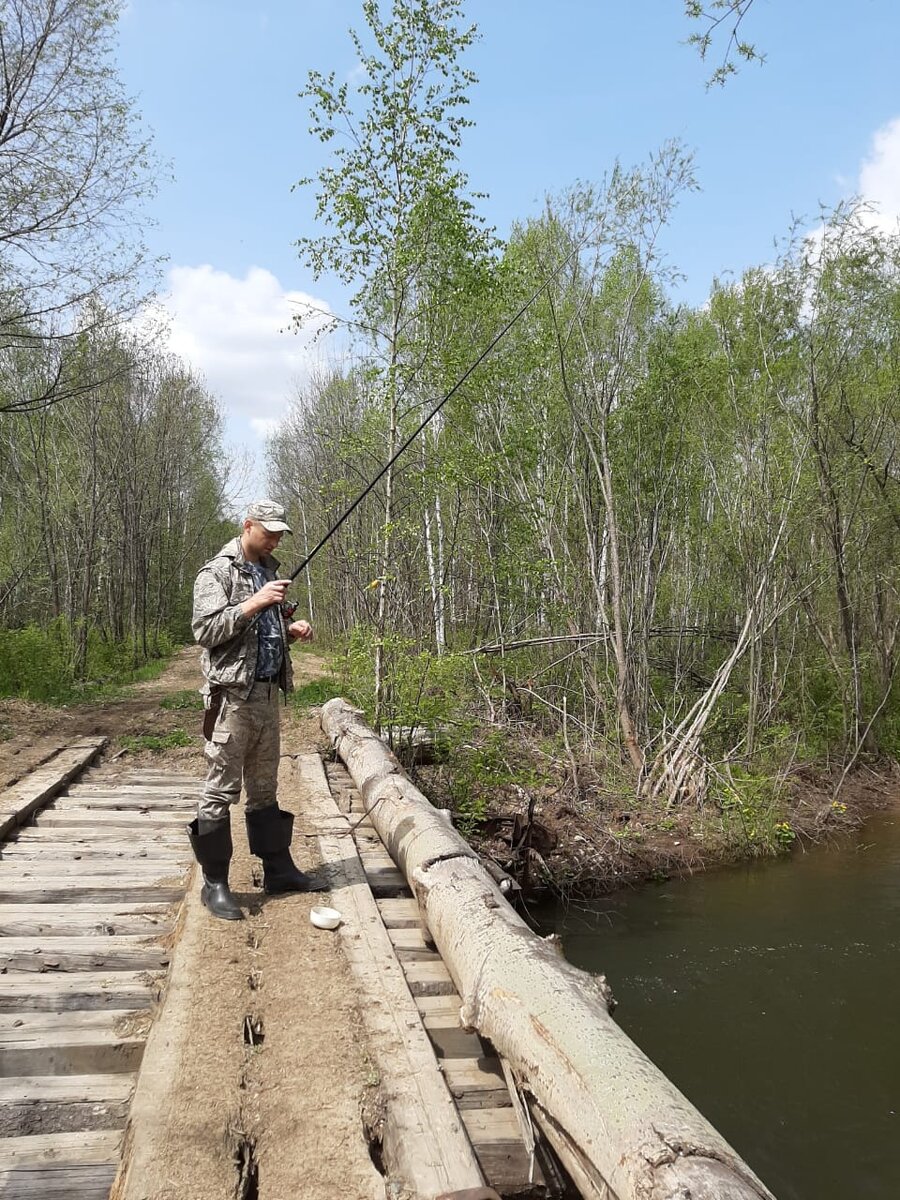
[{"x1": 2, "y1": 0, "x2": 897, "y2": 865}]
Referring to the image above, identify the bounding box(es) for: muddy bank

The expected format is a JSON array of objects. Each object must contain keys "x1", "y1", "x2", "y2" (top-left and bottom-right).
[{"x1": 408, "y1": 741, "x2": 900, "y2": 899}]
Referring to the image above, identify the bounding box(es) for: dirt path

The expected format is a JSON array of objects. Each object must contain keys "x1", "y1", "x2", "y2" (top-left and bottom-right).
[{"x1": 2, "y1": 646, "x2": 385, "y2": 1200}]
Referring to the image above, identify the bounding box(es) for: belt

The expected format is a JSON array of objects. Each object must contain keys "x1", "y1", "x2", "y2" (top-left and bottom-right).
[{"x1": 255, "y1": 674, "x2": 279, "y2": 683}]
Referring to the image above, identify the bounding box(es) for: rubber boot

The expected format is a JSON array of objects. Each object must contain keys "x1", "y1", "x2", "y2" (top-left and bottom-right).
[
  {"x1": 245, "y1": 805, "x2": 325, "y2": 894},
  {"x1": 187, "y1": 817, "x2": 244, "y2": 920}
]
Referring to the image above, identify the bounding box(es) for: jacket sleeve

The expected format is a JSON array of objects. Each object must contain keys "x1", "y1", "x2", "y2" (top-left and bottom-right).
[{"x1": 192, "y1": 564, "x2": 251, "y2": 649}]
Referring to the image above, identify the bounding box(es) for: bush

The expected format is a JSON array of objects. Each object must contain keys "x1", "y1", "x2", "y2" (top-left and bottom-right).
[{"x1": 0, "y1": 619, "x2": 178, "y2": 704}]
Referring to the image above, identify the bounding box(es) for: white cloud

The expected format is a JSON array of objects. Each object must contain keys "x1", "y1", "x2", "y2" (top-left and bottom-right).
[
  {"x1": 858, "y1": 115, "x2": 900, "y2": 229},
  {"x1": 249, "y1": 416, "x2": 279, "y2": 438},
  {"x1": 146, "y1": 263, "x2": 334, "y2": 439}
]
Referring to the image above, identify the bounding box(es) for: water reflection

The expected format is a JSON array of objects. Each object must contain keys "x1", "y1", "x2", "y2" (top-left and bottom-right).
[{"x1": 533, "y1": 809, "x2": 900, "y2": 1200}]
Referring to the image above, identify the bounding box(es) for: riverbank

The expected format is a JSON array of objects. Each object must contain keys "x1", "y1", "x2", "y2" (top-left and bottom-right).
[
  {"x1": 408, "y1": 729, "x2": 900, "y2": 898},
  {"x1": 3, "y1": 656, "x2": 896, "y2": 902}
]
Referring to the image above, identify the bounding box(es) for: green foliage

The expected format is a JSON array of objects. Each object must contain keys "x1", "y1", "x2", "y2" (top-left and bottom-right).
[
  {"x1": 289, "y1": 678, "x2": 342, "y2": 709},
  {"x1": 684, "y1": 0, "x2": 764, "y2": 87},
  {"x1": 120, "y1": 729, "x2": 192, "y2": 753},
  {"x1": 0, "y1": 619, "x2": 176, "y2": 704},
  {"x1": 712, "y1": 767, "x2": 795, "y2": 855},
  {"x1": 446, "y1": 729, "x2": 555, "y2": 831},
  {"x1": 339, "y1": 626, "x2": 472, "y2": 732}
]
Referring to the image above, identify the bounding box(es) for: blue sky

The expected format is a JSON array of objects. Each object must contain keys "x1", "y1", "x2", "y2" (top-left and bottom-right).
[{"x1": 116, "y1": 0, "x2": 900, "y2": 484}]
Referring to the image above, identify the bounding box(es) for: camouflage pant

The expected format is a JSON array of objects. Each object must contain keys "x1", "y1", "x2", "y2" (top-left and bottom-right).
[{"x1": 198, "y1": 681, "x2": 281, "y2": 823}]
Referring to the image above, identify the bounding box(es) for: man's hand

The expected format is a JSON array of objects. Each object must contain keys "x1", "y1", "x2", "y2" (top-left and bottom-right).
[
  {"x1": 288, "y1": 619, "x2": 313, "y2": 643},
  {"x1": 242, "y1": 578, "x2": 289, "y2": 617}
]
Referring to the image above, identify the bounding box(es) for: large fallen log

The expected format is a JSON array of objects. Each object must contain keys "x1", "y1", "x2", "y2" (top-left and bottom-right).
[{"x1": 322, "y1": 699, "x2": 776, "y2": 1200}]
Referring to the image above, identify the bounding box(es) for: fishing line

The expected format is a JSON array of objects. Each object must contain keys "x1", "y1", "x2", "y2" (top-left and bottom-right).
[{"x1": 282, "y1": 220, "x2": 601, "y2": 586}]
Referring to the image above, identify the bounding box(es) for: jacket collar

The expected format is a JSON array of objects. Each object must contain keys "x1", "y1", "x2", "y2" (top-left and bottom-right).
[{"x1": 218, "y1": 536, "x2": 280, "y2": 572}]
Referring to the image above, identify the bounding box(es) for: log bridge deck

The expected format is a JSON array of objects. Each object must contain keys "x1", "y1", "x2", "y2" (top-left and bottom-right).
[{"x1": 0, "y1": 740, "x2": 549, "y2": 1200}]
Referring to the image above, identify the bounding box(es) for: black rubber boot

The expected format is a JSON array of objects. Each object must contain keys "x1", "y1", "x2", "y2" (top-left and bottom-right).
[
  {"x1": 187, "y1": 817, "x2": 244, "y2": 920},
  {"x1": 245, "y1": 805, "x2": 325, "y2": 894}
]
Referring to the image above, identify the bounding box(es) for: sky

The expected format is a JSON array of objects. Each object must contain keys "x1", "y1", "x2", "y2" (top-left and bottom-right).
[{"x1": 115, "y1": 0, "x2": 900, "y2": 497}]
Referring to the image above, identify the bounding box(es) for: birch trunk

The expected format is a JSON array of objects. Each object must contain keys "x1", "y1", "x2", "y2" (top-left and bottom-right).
[{"x1": 321, "y1": 699, "x2": 776, "y2": 1200}]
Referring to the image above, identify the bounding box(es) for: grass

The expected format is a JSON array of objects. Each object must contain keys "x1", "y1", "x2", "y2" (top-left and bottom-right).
[
  {"x1": 289, "y1": 678, "x2": 340, "y2": 709},
  {"x1": 160, "y1": 689, "x2": 204, "y2": 711},
  {"x1": 120, "y1": 729, "x2": 193, "y2": 753}
]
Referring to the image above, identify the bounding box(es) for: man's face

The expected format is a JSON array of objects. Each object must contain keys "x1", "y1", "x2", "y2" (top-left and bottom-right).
[{"x1": 242, "y1": 520, "x2": 284, "y2": 559}]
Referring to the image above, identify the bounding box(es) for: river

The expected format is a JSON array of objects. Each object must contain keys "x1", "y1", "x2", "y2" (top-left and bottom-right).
[{"x1": 533, "y1": 805, "x2": 900, "y2": 1200}]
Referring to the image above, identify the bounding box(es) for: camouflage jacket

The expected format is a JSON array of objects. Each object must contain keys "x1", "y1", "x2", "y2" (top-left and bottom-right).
[{"x1": 192, "y1": 537, "x2": 294, "y2": 699}]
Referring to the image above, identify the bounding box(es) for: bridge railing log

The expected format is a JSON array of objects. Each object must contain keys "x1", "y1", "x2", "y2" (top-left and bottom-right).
[{"x1": 321, "y1": 699, "x2": 776, "y2": 1200}]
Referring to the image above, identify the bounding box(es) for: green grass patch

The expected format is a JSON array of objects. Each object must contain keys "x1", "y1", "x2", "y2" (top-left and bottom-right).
[
  {"x1": 290, "y1": 678, "x2": 341, "y2": 709},
  {"x1": 120, "y1": 729, "x2": 193, "y2": 753},
  {"x1": 160, "y1": 689, "x2": 204, "y2": 711}
]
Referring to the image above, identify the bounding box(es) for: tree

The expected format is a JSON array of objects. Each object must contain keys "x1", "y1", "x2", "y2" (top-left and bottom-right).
[
  {"x1": 683, "y1": 0, "x2": 764, "y2": 86},
  {"x1": 296, "y1": 0, "x2": 491, "y2": 723},
  {"x1": 0, "y1": 0, "x2": 157, "y2": 413}
]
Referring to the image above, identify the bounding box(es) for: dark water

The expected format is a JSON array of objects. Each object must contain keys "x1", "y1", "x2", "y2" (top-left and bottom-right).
[{"x1": 533, "y1": 808, "x2": 900, "y2": 1200}]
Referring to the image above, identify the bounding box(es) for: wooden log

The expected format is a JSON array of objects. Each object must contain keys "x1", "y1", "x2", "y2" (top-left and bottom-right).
[
  {"x1": 0, "y1": 739, "x2": 107, "y2": 839},
  {"x1": 322, "y1": 699, "x2": 776, "y2": 1200}
]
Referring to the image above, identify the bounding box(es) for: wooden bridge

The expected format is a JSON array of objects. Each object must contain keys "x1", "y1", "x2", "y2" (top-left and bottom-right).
[{"x1": 0, "y1": 709, "x2": 776, "y2": 1200}]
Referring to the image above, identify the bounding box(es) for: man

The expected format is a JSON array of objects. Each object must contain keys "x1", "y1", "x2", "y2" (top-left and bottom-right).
[{"x1": 187, "y1": 499, "x2": 323, "y2": 920}]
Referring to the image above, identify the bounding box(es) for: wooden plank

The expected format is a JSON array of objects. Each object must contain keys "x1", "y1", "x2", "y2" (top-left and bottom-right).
[
  {"x1": 0, "y1": 740, "x2": 107, "y2": 840},
  {"x1": 35, "y1": 810, "x2": 186, "y2": 827},
  {"x1": 51, "y1": 796, "x2": 194, "y2": 811},
  {"x1": 0, "y1": 1129, "x2": 122, "y2": 1167},
  {"x1": 376, "y1": 897, "x2": 423, "y2": 928},
  {"x1": 414, "y1": 993, "x2": 464, "y2": 1018},
  {"x1": 0, "y1": 1027, "x2": 145, "y2": 1076},
  {"x1": 0, "y1": 879, "x2": 185, "y2": 904},
  {"x1": 364, "y1": 866, "x2": 412, "y2": 897},
  {"x1": 0, "y1": 859, "x2": 188, "y2": 878},
  {"x1": 462, "y1": 1107, "x2": 545, "y2": 1194},
  {"x1": 6, "y1": 828, "x2": 184, "y2": 847},
  {"x1": 1, "y1": 844, "x2": 186, "y2": 863},
  {"x1": 0, "y1": 905, "x2": 172, "y2": 937},
  {"x1": 0, "y1": 1161, "x2": 117, "y2": 1199},
  {"x1": 388, "y1": 927, "x2": 433, "y2": 951},
  {"x1": 0, "y1": 971, "x2": 161, "y2": 1012},
  {"x1": 403, "y1": 960, "x2": 458, "y2": 996},
  {"x1": 441, "y1": 1059, "x2": 512, "y2": 1110},
  {"x1": 295, "y1": 753, "x2": 485, "y2": 1197},
  {"x1": 0, "y1": 935, "x2": 171, "y2": 973},
  {"x1": 0, "y1": 1073, "x2": 134, "y2": 1105},
  {"x1": 68, "y1": 783, "x2": 198, "y2": 795},
  {"x1": 425, "y1": 1023, "x2": 489, "y2": 1061},
  {"x1": 0, "y1": 1010, "x2": 145, "y2": 1035}
]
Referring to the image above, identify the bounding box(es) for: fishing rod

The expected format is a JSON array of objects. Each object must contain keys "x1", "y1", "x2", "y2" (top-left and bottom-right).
[{"x1": 264, "y1": 220, "x2": 602, "y2": 618}]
